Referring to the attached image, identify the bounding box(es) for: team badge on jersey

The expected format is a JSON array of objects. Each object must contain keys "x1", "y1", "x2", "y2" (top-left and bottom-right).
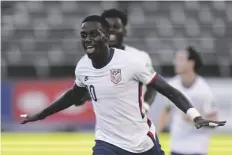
[{"x1": 110, "y1": 69, "x2": 121, "y2": 84}]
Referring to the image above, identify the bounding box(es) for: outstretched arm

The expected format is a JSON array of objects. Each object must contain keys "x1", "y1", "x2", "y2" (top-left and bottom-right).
[
  {"x1": 21, "y1": 84, "x2": 87, "y2": 124},
  {"x1": 148, "y1": 75, "x2": 193, "y2": 115},
  {"x1": 148, "y1": 74, "x2": 226, "y2": 128}
]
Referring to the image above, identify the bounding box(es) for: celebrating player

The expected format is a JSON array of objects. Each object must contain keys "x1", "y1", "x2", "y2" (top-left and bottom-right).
[
  {"x1": 20, "y1": 15, "x2": 226, "y2": 155},
  {"x1": 156, "y1": 46, "x2": 219, "y2": 155},
  {"x1": 78, "y1": 9, "x2": 155, "y2": 112}
]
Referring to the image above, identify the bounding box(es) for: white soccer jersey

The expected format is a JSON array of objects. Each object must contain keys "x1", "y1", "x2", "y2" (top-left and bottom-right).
[
  {"x1": 75, "y1": 48, "x2": 157, "y2": 153},
  {"x1": 125, "y1": 45, "x2": 153, "y2": 106},
  {"x1": 157, "y1": 76, "x2": 217, "y2": 154}
]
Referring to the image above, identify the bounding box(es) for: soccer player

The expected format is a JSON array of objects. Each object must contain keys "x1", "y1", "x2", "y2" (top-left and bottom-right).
[
  {"x1": 156, "y1": 46, "x2": 219, "y2": 155},
  {"x1": 101, "y1": 8, "x2": 156, "y2": 112},
  {"x1": 78, "y1": 9, "x2": 155, "y2": 112},
  {"x1": 20, "y1": 15, "x2": 226, "y2": 155}
]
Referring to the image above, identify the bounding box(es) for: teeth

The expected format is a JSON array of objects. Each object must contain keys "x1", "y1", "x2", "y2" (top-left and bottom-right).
[
  {"x1": 109, "y1": 34, "x2": 116, "y2": 41},
  {"x1": 87, "y1": 46, "x2": 93, "y2": 49},
  {"x1": 86, "y1": 47, "x2": 95, "y2": 54}
]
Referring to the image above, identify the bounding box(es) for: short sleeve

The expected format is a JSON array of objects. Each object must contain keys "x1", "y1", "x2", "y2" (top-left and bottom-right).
[
  {"x1": 144, "y1": 52, "x2": 153, "y2": 66},
  {"x1": 75, "y1": 65, "x2": 86, "y2": 87},
  {"x1": 133, "y1": 58, "x2": 157, "y2": 85},
  {"x1": 75, "y1": 77, "x2": 85, "y2": 87}
]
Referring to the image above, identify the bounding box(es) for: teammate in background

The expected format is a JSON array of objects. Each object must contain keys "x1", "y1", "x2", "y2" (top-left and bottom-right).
[
  {"x1": 101, "y1": 8, "x2": 156, "y2": 112},
  {"x1": 20, "y1": 15, "x2": 226, "y2": 155},
  {"x1": 156, "y1": 46, "x2": 218, "y2": 155}
]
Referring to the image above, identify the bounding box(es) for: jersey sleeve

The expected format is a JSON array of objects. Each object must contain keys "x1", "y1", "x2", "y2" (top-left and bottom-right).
[
  {"x1": 133, "y1": 58, "x2": 157, "y2": 85},
  {"x1": 144, "y1": 52, "x2": 153, "y2": 66},
  {"x1": 74, "y1": 64, "x2": 86, "y2": 87}
]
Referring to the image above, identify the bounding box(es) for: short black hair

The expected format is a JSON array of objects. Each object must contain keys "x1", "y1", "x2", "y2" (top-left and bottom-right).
[
  {"x1": 186, "y1": 46, "x2": 203, "y2": 72},
  {"x1": 82, "y1": 15, "x2": 109, "y2": 31},
  {"x1": 101, "y1": 9, "x2": 128, "y2": 26}
]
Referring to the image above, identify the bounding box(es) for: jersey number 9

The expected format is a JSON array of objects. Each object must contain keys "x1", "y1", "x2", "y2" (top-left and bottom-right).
[{"x1": 88, "y1": 85, "x2": 97, "y2": 101}]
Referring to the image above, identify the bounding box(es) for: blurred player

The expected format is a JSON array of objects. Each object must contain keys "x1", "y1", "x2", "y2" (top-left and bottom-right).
[
  {"x1": 20, "y1": 15, "x2": 226, "y2": 155},
  {"x1": 156, "y1": 46, "x2": 219, "y2": 155},
  {"x1": 101, "y1": 8, "x2": 156, "y2": 112}
]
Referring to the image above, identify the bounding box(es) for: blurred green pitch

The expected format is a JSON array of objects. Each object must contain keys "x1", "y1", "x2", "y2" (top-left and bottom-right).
[{"x1": 1, "y1": 133, "x2": 232, "y2": 155}]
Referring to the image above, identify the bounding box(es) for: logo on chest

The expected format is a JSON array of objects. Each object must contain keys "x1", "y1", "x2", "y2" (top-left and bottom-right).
[
  {"x1": 110, "y1": 69, "x2": 121, "y2": 84},
  {"x1": 84, "y1": 76, "x2": 89, "y2": 81}
]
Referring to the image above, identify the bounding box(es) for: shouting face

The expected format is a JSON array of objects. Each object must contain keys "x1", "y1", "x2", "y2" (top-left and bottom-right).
[{"x1": 80, "y1": 21, "x2": 108, "y2": 59}]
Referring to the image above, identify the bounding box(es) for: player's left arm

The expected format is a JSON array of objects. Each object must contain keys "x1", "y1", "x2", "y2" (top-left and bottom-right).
[
  {"x1": 133, "y1": 60, "x2": 226, "y2": 129},
  {"x1": 149, "y1": 75, "x2": 226, "y2": 128}
]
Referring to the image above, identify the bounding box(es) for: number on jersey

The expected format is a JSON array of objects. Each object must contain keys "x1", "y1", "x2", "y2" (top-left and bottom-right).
[{"x1": 87, "y1": 85, "x2": 97, "y2": 101}]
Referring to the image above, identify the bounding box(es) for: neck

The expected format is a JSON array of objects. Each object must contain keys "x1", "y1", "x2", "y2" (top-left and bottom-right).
[
  {"x1": 117, "y1": 44, "x2": 125, "y2": 50},
  {"x1": 92, "y1": 46, "x2": 111, "y2": 69},
  {"x1": 180, "y1": 71, "x2": 197, "y2": 88}
]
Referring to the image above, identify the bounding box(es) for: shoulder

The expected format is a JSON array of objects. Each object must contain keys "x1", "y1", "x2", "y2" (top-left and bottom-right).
[
  {"x1": 113, "y1": 49, "x2": 146, "y2": 74},
  {"x1": 114, "y1": 48, "x2": 141, "y2": 63},
  {"x1": 125, "y1": 45, "x2": 143, "y2": 53},
  {"x1": 125, "y1": 45, "x2": 151, "y2": 58},
  {"x1": 75, "y1": 54, "x2": 90, "y2": 75}
]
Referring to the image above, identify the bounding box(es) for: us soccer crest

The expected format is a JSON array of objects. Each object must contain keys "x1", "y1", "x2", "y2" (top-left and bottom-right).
[{"x1": 110, "y1": 69, "x2": 121, "y2": 84}]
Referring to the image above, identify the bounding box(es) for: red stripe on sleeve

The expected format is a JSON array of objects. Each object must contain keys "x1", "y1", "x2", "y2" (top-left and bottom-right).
[{"x1": 148, "y1": 73, "x2": 158, "y2": 85}]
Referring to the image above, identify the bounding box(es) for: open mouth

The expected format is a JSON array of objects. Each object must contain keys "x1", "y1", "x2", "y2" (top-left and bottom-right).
[
  {"x1": 109, "y1": 34, "x2": 116, "y2": 42},
  {"x1": 86, "y1": 45, "x2": 95, "y2": 54}
]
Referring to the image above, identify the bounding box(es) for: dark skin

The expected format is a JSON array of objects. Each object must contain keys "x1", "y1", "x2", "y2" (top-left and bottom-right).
[
  {"x1": 20, "y1": 21, "x2": 226, "y2": 129},
  {"x1": 80, "y1": 22, "x2": 110, "y2": 69},
  {"x1": 105, "y1": 17, "x2": 125, "y2": 49}
]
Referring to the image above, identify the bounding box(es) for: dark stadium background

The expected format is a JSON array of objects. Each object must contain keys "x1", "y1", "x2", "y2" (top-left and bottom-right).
[{"x1": 1, "y1": 1, "x2": 232, "y2": 79}]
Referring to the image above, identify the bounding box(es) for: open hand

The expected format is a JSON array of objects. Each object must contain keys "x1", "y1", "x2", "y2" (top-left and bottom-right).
[
  {"x1": 20, "y1": 114, "x2": 43, "y2": 124},
  {"x1": 194, "y1": 116, "x2": 226, "y2": 129}
]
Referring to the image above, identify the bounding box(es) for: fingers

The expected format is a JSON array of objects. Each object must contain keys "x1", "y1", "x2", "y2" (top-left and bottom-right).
[
  {"x1": 209, "y1": 120, "x2": 226, "y2": 127},
  {"x1": 211, "y1": 120, "x2": 226, "y2": 124},
  {"x1": 196, "y1": 120, "x2": 226, "y2": 129},
  {"x1": 209, "y1": 122, "x2": 219, "y2": 127},
  {"x1": 20, "y1": 114, "x2": 29, "y2": 124},
  {"x1": 20, "y1": 114, "x2": 28, "y2": 118},
  {"x1": 217, "y1": 121, "x2": 226, "y2": 124}
]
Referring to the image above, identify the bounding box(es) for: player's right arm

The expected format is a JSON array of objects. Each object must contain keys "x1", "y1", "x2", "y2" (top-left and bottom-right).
[
  {"x1": 133, "y1": 58, "x2": 226, "y2": 129},
  {"x1": 20, "y1": 84, "x2": 87, "y2": 124}
]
